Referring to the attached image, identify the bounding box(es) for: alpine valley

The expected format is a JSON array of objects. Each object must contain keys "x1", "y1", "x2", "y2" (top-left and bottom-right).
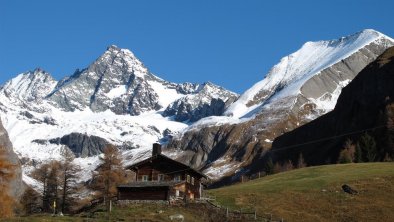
[{"x1": 1, "y1": 29, "x2": 393, "y2": 190}]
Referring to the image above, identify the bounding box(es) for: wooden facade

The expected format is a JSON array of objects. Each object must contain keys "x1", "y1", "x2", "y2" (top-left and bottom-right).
[{"x1": 117, "y1": 144, "x2": 207, "y2": 201}]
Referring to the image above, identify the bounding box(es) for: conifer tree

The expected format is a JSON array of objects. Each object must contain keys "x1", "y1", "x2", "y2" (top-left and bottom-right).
[
  {"x1": 59, "y1": 149, "x2": 80, "y2": 214},
  {"x1": 0, "y1": 147, "x2": 16, "y2": 218},
  {"x1": 264, "y1": 157, "x2": 274, "y2": 175},
  {"x1": 90, "y1": 145, "x2": 126, "y2": 213},
  {"x1": 21, "y1": 187, "x2": 40, "y2": 215},
  {"x1": 31, "y1": 161, "x2": 61, "y2": 212},
  {"x1": 358, "y1": 133, "x2": 377, "y2": 162},
  {"x1": 46, "y1": 161, "x2": 61, "y2": 214},
  {"x1": 355, "y1": 144, "x2": 363, "y2": 163}
]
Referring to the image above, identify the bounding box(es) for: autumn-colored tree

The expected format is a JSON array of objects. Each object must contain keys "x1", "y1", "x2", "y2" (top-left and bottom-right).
[
  {"x1": 338, "y1": 139, "x2": 356, "y2": 164},
  {"x1": 338, "y1": 149, "x2": 352, "y2": 164},
  {"x1": 90, "y1": 145, "x2": 126, "y2": 212},
  {"x1": 20, "y1": 187, "x2": 40, "y2": 215},
  {"x1": 31, "y1": 163, "x2": 50, "y2": 211},
  {"x1": 0, "y1": 147, "x2": 16, "y2": 218},
  {"x1": 280, "y1": 160, "x2": 293, "y2": 172},
  {"x1": 31, "y1": 160, "x2": 61, "y2": 213},
  {"x1": 59, "y1": 149, "x2": 80, "y2": 214},
  {"x1": 46, "y1": 161, "x2": 61, "y2": 213}
]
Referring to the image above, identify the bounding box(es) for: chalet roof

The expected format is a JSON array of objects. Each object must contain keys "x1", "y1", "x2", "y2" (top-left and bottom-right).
[
  {"x1": 118, "y1": 181, "x2": 185, "y2": 188},
  {"x1": 126, "y1": 153, "x2": 208, "y2": 178}
]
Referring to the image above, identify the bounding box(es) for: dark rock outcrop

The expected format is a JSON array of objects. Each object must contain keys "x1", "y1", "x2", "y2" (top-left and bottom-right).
[
  {"x1": 48, "y1": 133, "x2": 110, "y2": 157},
  {"x1": 163, "y1": 82, "x2": 238, "y2": 122},
  {"x1": 271, "y1": 47, "x2": 394, "y2": 165}
]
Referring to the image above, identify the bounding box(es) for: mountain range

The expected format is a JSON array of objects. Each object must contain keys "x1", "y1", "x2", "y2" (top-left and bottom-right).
[{"x1": 0, "y1": 29, "x2": 393, "y2": 188}]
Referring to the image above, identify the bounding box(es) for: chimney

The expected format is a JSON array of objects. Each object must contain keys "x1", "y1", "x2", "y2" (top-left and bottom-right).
[{"x1": 152, "y1": 143, "x2": 162, "y2": 156}]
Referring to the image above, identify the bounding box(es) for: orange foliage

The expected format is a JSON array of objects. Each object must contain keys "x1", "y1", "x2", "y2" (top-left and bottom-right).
[{"x1": 0, "y1": 147, "x2": 16, "y2": 218}]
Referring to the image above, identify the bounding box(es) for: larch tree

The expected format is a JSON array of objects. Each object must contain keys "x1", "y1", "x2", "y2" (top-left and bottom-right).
[
  {"x1": 59, "y1": 149, "x2": 80, "y2": 214},
  {"x1": 0, "y1": 147, "x2": 16, "y2": 218},
  {"x1": 31, "y1": 163, "x2": 51, "y2": 211},
  {"x1": 31, "y1": 160, "x2": 61, "y2": 213},
  {"x1": 20, "y1": 186, "x2": 40, "y2": 215},
  {"x1": 46, "y1": 161, "x2": 61, "y2": 214},
  {"x1": 90, "y1": 145, "x2": 126, "y2": 212}
]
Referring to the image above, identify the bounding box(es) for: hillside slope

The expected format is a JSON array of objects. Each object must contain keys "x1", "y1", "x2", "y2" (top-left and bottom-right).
[
  {"x1": 209, "y1": 163, "x2": 394, "y2": 222},
  {"x1": 271, "y1": 46, "x2": 394, "y2": 165}
]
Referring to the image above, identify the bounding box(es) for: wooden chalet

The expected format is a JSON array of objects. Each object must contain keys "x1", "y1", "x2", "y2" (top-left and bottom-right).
[{"x1": 117, "y1": 143, "x2": 207, "y2": 201}]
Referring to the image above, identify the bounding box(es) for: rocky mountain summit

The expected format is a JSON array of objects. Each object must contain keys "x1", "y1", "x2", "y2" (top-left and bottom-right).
[{"x1": 44, "y1": 45, "x2": 237, "y2": 117}]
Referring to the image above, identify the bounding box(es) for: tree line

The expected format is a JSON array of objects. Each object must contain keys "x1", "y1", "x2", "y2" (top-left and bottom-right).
[
  {"x1": 338, "y1": 132, "x2": 393, "y2": 164},
  {"x1": 0, "y1": 144, "x2": 126, "y2": 218}
]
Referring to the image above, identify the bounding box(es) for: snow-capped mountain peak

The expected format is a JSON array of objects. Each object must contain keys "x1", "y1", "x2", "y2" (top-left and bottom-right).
[
  {"x1": 1, "y1": 68, "x2": 57, "y2": 102},
  {"x1": 224, "y1": 29, "x2": 394, "y2": 118}
]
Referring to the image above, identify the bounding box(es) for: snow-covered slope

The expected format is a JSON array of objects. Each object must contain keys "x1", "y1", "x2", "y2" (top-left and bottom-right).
[{"x1": 225, "y1": 29, "x2": 394, "y2": 119}]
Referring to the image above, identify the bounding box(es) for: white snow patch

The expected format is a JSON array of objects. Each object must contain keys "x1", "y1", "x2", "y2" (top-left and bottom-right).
[{"x1": 105, "y1": 85, "x2": 127, "y2": 98}]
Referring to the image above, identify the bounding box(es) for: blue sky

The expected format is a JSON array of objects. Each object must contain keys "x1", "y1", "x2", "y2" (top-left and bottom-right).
[{"x1": 1, "y1": 0, "x2": 393, "y2": 93}]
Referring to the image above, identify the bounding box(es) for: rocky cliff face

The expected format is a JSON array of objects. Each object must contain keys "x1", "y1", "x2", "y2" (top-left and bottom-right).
[
  {"x1": 271, "y1": 46, "x2": 394, "y2": 165},
  {"x1": 0, "y1": 117, "x2": 24, "y2": 199},
  {"x1": 33, "y1": 132, "x2": 110, "y2": 158},
  {"x1": 163, "y1": 82, "x2": 238, "y2": 122},
  {"x1": 167, "y1": 30, "x2": 394, "y2": 182},
  {"x1": 47, "y1": 45, "x2": 164, "y2": 115}
]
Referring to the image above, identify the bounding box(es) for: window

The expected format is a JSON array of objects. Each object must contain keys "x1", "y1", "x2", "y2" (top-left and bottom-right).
[
  {"x1": 186, "y1": 174, "x2": 190, "y2": 183},
  {"x1": 174, "y1": 174, "x2": 181, "y2": 182},
  {"x1": 142, "y1": 175, "x2": 148, "y2": 182},
  {"x1": 158, "y1": 174, "x2": 164, "y2": 181},
  {"x1": 191, "y1": 177, "x2": 195, "y2": 185}
]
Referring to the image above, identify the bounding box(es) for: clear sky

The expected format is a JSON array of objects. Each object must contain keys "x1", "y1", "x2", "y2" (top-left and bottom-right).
[{"x1": 1, "y1": 0, "x2": 393, "y2": 93}]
